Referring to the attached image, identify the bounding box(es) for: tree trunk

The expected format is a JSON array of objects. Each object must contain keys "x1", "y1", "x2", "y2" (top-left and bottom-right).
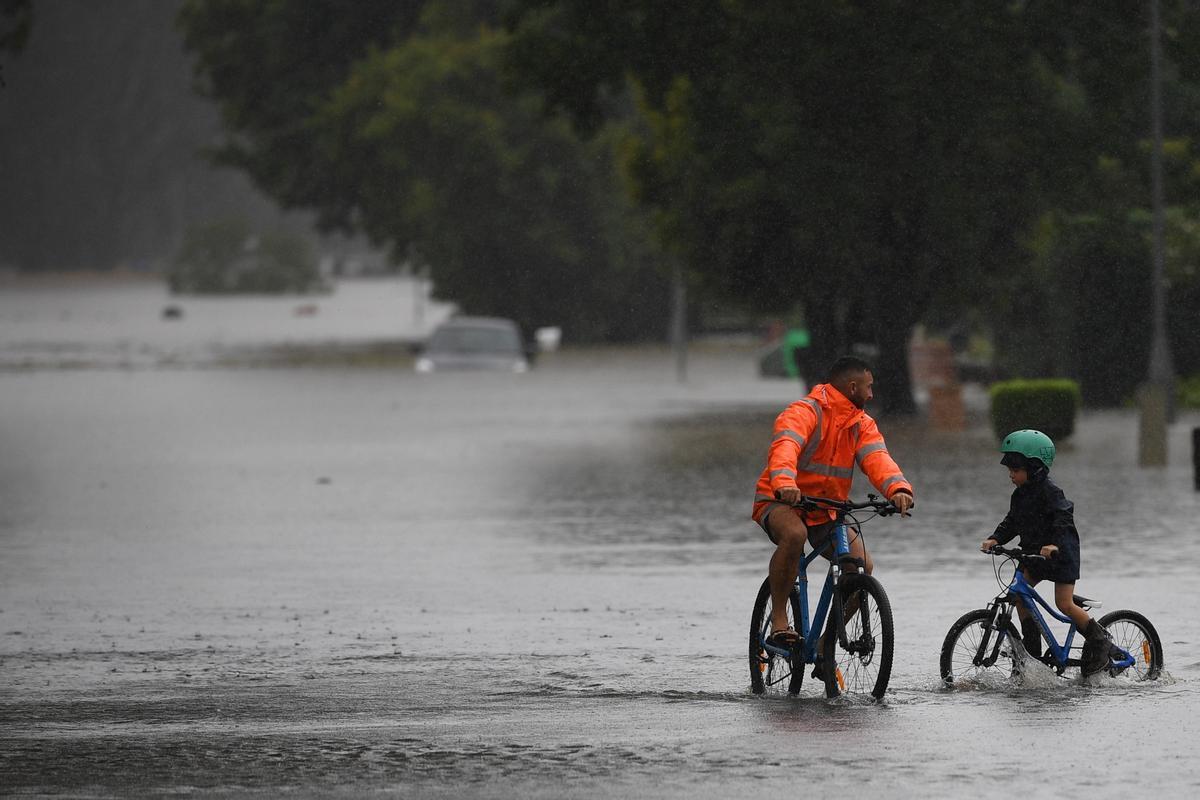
[
  {"x1": 874, "y1": 320, "x2": 917, "y2": 417},
  {"x1": 803, "y1": 289, "x2": 847, "y2": 386}
]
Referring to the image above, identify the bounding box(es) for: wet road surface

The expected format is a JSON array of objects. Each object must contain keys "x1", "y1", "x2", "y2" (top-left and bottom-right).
[{"x1": 3, "y1": 348, "x2": 1199, "y2": 797}]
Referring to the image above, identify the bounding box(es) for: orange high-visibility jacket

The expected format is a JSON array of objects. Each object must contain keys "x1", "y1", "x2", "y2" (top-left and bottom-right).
[{"x1": 752, "y1": 383, "x2": 913, "y2": 527}]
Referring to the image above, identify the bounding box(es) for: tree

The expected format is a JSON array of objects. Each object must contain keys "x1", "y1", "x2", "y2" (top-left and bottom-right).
[
  {"x1": 0, "y1": 0, "x2": 31, "y2": 53},
  {"x1": 505, "y1": 0, "x2": 1200, "y2": 411},
  {"x1": 177, "y1": 0, "x2": 426, "y2": 230},
  {"x1": 1003, "y1": 144, "x2": 1200, "y2": 405},
  {"x1": 989, "y1": 3, "x2": 1200, "y2": 403},
  {"x1": 169, "y1": 217, "x2": 322, "y2": 295},
  {"x1": 178, "y1": 0, "x2": 667, "y2": 341}
]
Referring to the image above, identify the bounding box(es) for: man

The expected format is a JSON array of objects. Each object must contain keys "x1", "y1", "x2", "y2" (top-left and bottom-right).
[{"x1": 752, "y1": 356, "x2": 914, "y2": 645}]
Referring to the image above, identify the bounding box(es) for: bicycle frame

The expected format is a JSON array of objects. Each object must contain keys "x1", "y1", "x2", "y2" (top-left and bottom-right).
[
  {"x1": 984, "y1": 565, "x2": 1136, "y2": 672},
  {"x1": 760, "y1": 521, "x2": 859, "y2": 665},
  {"x1": 997, "y1": 569, "x2": 1080, "y2": 667}
]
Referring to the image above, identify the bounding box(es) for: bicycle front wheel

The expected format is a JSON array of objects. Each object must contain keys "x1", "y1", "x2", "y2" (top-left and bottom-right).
[
  {"x1": 749, "y1": 577, "x2": 803, "y2": 696},
  {"x1": 1098, "y1": 610, "x2": 1163, "y2": 681},
  {"x1": 940, "y1": 608, "x2": 1020, "y2": 688},
  {"x1": 822, "y1": 574, "x2": 893, "y2": 700}
]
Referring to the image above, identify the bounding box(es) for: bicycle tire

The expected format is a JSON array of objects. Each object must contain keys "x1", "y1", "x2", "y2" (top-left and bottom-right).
[
  {"x1": 821, "y1": 574, "x2": 893, "y2": 700},
  {"x1": 940, "y1": 608, "x2": 1021, "y2": 687},
  {"x1": 1097, "y1": 609, "x2": 1163, "y2": 681},
  {"x1": 749, "y1": 576, "x2": 804, "y2": 695}
]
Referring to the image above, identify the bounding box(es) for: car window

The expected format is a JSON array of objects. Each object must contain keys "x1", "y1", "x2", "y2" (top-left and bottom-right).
[{"x1": 427, "y1": 325, "x2": 521, "y2": 354}]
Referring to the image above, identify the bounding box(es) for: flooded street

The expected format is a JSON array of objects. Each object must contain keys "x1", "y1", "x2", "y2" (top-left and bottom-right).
[{"x1": 3, "y1": 347, "x2": 1200, "y2": 797}]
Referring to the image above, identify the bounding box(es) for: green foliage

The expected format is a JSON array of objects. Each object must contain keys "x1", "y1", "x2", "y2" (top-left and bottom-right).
[
  {"x1": 1161, "y1": 207, "x2": 1200, "y2": 381},
  {"x1": 0, "y1": 0, "x2": 31, "y2": 52},
  {"x1": 177, "y1": 0, "x2": 1200, "y2": 361},
  {"x1": 989, "y1": 379, "x2": 1082, "y2": 442},
  {"x1": 169, "y1": 217, "x2": 247, "y2": 293},
  {"x1": 177, "y1": 0, "x2": 427, "y2": 223},
  {"x1": 169, "y1": 219, "x2": 321, "y2": 295},
  {"x1": 506, "y1": 0, "x2": 1200, "y2": 412},
  {"x1": 999, "y1": 192, "x2": 1200, "y2": 406},
  {"x1": 1179, "y1": 375, "x2": 1200, "y2": 409},
  {"x1": 177, "y1": 0, "x2": 667, "y2": 342},
  {"x1": 997, "y1": 211, "x2": 1151, "y2": 406}
]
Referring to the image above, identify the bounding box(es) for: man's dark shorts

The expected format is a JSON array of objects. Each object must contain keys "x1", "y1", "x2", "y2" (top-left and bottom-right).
[{"x1": 758, "y1": 505, "x2": 846, "y2": 553}]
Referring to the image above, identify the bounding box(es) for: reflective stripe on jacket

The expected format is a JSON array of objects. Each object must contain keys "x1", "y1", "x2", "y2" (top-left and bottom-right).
[{"x1": 752, "y1": 383, "x2": 912, "y2": 526}]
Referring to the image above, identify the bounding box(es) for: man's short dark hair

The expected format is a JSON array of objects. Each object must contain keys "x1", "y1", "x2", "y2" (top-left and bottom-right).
[{"x1": 828, "y1": 356, "x2": 872, "y2": 383}]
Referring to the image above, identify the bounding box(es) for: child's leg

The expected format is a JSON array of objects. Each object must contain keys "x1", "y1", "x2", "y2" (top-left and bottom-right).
[
  {"x1": 1016, "y1": 571, "x2": 1041, "y2": 658},
  {"x1": 1053, "y1": 582, "x2": 1092, "y2": 630},
  {"x1": 1058, "y1": 582, "x2": 1115, "y2": 675},
  {"x1": 1015, "y1": 570, "x2": 1036, "y2": 620}
]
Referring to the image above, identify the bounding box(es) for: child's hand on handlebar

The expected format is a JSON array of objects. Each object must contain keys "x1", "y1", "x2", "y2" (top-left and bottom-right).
[{"x1": 980, "y1": 538, "x2": 998, "y2": 553}]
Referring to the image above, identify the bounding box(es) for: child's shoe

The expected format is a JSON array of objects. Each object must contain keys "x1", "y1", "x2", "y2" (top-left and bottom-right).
[{"x1": 1080, "y1": 619, "x2": 1112, "y2": 676}]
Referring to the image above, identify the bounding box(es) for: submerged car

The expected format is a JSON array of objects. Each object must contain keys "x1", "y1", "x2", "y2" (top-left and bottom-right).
[{"x1": 414, "y1": 316, "x2": 532, "y2": 373}]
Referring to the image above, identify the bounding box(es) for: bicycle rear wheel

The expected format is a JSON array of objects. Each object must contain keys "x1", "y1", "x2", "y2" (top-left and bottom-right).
[
  {"x1": 940, "y1": 608, "x2": 1020, "y2": 687},
  {"x1": 822, "y1": 574, "x2": 893, "y2": 700},
  {"x1": 749, "y1": 577, "x2": 804, "y2": 695},
  {"x1": 1098, "y1": 610, "x2": 1163, "y2": 681}
]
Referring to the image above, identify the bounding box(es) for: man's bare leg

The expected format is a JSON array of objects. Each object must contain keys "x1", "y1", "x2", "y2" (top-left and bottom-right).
[{"x1": 767, "y1": 508, "x2": 809, "y2": 634}]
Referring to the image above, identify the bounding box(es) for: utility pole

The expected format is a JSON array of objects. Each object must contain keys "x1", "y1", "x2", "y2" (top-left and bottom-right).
[
  {"x1": 1140, "y1": 0, "x2": 1175, "y2": 466},
  {"x1": 670, "y1": 260, "x2": 688, "y2": 383},
  {"x1": 413, "y1": 264, "x2": 430, "y2": 335}
]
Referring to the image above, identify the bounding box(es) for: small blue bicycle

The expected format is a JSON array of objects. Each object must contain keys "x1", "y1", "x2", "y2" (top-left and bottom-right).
[
  {"x1": 940, "y1": 545, "x2": 1164, "y2": 685},
  {"x1": 749, "y1": 495, "x2": 902, "y2": 699}
]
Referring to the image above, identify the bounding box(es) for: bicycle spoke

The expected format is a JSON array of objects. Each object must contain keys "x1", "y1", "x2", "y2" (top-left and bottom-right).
[
  {"x1": 941, "y1": 609, "x2": 1018, "y2": 687},
  {"x1": 749, "y1": 578, "x2": 803, "y2": 695},
  {"x1": 825, "y1": 577, "x2": 892, "y2": 699},
  {"x1": 1099, "y1": 612, "x2": 1162, "y2": 681},
  {"x1": 833, "y1": 592, "x2": 880, "y2": 693}
]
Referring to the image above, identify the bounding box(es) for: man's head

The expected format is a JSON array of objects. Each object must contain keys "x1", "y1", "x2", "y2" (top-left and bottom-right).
[{"x1": 828, "y1": 356, "x2": 873, "y2": 409}]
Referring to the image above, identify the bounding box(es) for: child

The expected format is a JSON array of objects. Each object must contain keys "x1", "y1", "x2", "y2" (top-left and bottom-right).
[{"x1": 979, "y1": 429, "x2": 1111, "y2": 676}]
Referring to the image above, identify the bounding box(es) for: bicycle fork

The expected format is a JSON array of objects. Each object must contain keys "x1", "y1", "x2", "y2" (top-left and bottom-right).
[
  {"x1": 830, "y1": 525, "x2": 872, "y2": 656},
  {"x1": 973, "y1": 602, "x2": 1014, "y2": 668}
]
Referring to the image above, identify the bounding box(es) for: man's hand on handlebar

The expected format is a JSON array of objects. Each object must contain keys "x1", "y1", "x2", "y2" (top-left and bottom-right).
[
  {"x1": 773, "y1": 488, "x2": 911, "y2": 516},
  {"x1": 980, "y1": 537, "x2": 998, "y2": 553},
  {"x1": 774, "y1": 487, "x2": 802, "y2": 506},
  {"x1": 890, "y1": 491, "x2": 913, "y2": 517}
]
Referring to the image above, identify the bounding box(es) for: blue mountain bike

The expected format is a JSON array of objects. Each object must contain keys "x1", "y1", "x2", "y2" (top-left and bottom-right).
[
  {"x1": 749, "y1": 495, "x2": 902, "y2": 699},
  {"x1": 940, "y1": 545, "x2": 1164, "y2": 685}
]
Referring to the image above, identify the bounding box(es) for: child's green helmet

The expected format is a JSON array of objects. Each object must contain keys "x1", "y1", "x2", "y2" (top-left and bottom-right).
[{"x1": 999, "y1": 429, "x2": 1056, "y2": 469}]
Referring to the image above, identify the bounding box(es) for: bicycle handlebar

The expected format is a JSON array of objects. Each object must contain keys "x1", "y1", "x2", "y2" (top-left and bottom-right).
[
  {"x1": 986, "y1": 545, "x2": 1048, "y2": 561},
  {"x1": 782, "y1": 493, "x2": 906, "y2": 516}
]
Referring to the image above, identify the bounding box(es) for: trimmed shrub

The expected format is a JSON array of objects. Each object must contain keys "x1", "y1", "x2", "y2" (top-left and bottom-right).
[
  {"x1": 989, "y1": 379, "x2": 1082, "y2": 442},
  {"x1": 1179, "y1": 374, "x2": 1200, "y2": 409}
]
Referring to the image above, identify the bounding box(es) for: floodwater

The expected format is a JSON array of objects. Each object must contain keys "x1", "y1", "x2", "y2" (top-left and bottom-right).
[{"x1": 2, "y1": 293, "x2": 1200, "y2": 798}]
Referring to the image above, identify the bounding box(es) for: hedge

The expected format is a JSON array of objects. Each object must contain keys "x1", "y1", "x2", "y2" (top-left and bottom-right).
[
  {"x1": 1179, "y1": 375, "x2": 1200, "y2": 409},
  {"x1": 989, "y1": 379, "x2": 1082, "y2": 442}
]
